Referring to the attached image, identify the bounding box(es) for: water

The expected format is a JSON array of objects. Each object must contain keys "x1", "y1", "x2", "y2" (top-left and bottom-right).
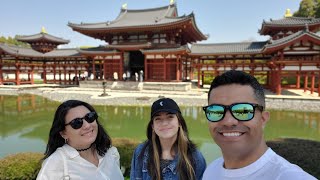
[{"x1": 0, "y1": 94, "x2": 319, "y2": 164}]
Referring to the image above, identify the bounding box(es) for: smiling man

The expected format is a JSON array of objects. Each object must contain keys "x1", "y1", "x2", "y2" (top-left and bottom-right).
[{"x1": 202, "y1": 70, "x2": 316, "y2": 180}]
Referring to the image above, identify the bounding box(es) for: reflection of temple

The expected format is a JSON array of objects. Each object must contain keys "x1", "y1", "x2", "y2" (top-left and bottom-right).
[
  {"x1": 0, "y1": 95, "x2": 57, "y2": 114},
  {"x1": 0, "y1": 4, "x2": 319, "y2": 95}
]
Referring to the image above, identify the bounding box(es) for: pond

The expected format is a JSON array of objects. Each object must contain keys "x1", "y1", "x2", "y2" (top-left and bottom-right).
[{"x1": 0, "y1": 94, "x2": 319, "y2": 163}]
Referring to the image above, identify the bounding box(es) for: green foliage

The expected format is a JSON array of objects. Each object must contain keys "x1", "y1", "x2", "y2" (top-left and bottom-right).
[
  {"x1": 0, "y1": 36, "x2": 30, "y2": 47},
  {"x1": 0, "y1": 152, "x2": 43, "y2": 180},
  {"x1": 0, "y1": 138, "x2": 140, "y2": 179},
  {"x1": 293, "y1": 0, "x2": 320, "y2": 18},
  {"x1": 113, "y1": 138, "x2": 140, "y2": 177},
  {"x1": 267, "y1": 138, "x2": 320, "y2": 179}
]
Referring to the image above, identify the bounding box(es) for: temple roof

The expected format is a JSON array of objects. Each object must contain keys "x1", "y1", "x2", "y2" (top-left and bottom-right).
[
  {"x1": 259, "y1": 17, "x2": 320, "y2": 35},
  {"x1": 263, "y1": 30, "x2": 320, "y2": 53},
  {"x1": 190, "y1": 42, "x2": 267, "y2": 55},
  {"x1": 0, "y1": 43, "x2": 81, "y2": 58},
  {"x1": 141, "y1": 45, "x2": 189, "y2": 54},
  {"x1": 16, "y1": 32, "x2": 70, "y2": 44},
  {"x1": 68, "y1": 4, "x2": 207, "y2": 42},
  {"x1": 78, "y1": 46, "x2": 119, "y2": 55},
  {"x1": 69, "y1": 4, "x2": 180, "y2": 30}
]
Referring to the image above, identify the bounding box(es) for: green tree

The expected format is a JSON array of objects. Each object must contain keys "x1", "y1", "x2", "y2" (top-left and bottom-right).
[{"x1": 294, "y1": 0, "x2": 316, "y2": 17}]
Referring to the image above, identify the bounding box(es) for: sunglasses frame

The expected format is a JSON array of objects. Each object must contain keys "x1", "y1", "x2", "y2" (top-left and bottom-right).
[
  {"x1": 65, "y1": 111, "x2": 98, "y2": 129},
  {"x1": 203, "y1": 102, "x2": 264, "y2": 122}
]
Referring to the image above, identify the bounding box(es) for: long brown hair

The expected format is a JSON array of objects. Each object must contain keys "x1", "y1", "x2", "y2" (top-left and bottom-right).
[{"x1": 140, "y1": 112, "x2": 197, "y2": 180}]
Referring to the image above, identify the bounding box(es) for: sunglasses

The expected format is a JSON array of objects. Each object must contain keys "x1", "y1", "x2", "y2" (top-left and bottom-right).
[
  {"x1": 203, "y1": 103, "x2": 264, "y2": 122},
  {"x1": 65, "y1": 112, "x2": 98, "y2": 129}
]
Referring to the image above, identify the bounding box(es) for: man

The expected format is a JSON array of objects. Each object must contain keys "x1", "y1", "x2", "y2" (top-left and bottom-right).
[{"x1": 202, "y1": 70, "x2": 316, "y2": 180}]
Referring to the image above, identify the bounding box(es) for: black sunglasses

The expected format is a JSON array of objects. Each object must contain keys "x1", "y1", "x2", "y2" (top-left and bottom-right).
[
  {"x1": 65, "y1": 111, "x2": 98, "y2": 129},
  {"x1": 203, "y1": 103, "x2": 264, "y2": 122}
]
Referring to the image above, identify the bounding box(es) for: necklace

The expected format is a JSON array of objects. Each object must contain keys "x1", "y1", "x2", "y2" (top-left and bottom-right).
[{"x1": 76, "y1": 144, "x2": 93, "y2": 152}]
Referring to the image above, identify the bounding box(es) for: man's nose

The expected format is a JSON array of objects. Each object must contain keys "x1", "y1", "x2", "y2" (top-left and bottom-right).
[{"x1": 221, "y1": 110, "x2": 238, "y2": 126}]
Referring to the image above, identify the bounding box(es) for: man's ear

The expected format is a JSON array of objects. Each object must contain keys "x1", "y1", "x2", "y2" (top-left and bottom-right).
[{"x1": 261, "y1": 111, "x2": 270, "y2": 129}]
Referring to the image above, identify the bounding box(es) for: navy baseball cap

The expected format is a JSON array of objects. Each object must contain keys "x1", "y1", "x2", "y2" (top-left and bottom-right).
[{"x1": 151, "y1": 98, "x2": 181, "y2": 118}]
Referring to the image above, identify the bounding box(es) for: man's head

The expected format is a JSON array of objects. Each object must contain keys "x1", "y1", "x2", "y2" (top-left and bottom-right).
[{"x1": 204, "y1": 70, "x2": 269, "y2": 168}]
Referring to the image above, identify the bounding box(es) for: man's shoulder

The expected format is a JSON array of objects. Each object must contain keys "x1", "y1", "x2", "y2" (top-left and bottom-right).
[{"x1": 202, "y1": 157, "x2": 224, "y2": 178}]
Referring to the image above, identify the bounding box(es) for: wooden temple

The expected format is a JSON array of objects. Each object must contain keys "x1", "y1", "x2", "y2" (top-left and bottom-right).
[{"x1": 0, "y1": 4, "x2": 319, "y2": 96}]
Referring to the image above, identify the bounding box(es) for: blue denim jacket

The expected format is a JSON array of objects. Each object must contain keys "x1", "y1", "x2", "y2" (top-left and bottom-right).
[{"x1": 130, "y1": 142, "x2": 206, "y2": 180}]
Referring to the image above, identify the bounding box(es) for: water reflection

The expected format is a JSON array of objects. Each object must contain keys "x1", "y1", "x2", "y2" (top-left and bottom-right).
[{"x1": 0, "y1": 95, "x2": 319, "y2": 161}]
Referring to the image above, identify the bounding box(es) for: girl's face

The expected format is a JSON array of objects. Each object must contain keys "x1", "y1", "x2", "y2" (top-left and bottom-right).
[
  {"x1": 152, "y1": 112, "x2": 180, "y2": 141},
  {"x1": 60, "y1": 105, "x2": 98, "y2": 150}
]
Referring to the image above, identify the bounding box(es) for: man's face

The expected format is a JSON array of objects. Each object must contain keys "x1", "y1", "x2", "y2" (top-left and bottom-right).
[{"x1": 208, "y1": 84, "x2": 269, "y2": 158}]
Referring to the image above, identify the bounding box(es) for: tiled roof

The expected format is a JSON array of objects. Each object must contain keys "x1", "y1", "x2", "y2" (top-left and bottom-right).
[
  {"x1": 68, "y1": 4, "x2": 181, "y2": 30},
  {"x1": 262, "y1": 17, "x2": 320, "y2": 26},
  {"x1": 16, "y1": 33, "x2": 69, "y2": 44},
  {"x1": 141, "y1": 45, "x2": 189, "y2": 53},
  {"x1": 0, "y1": 43, "x2": 81, "y2": 58},
  {"x1": 263, "y1": 30, "x2": 320, "y2": 50},
  {"x1": 190, "y1": 42, "x2": 267, "y2": 55},
  {"x1": 0, "y1": 43, "x2": 44, "y2": 57},
  {"x1": 78, "y1": 46, "x2": 119, "y2": 54}
]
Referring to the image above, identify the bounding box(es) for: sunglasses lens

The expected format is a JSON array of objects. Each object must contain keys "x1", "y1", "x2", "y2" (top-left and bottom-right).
[
  {"x1": 85, "y1": 112, "x2": 97, "y2": 123},
  {"x1": 231, "y1": 103, "x2": 254, "y2": 121},
  {"x1": 205, "y1": 105, "x2": 225, "y2": 122},
  {"x1": 70, "y1": 118, "x2": 83, "y2": 129}
]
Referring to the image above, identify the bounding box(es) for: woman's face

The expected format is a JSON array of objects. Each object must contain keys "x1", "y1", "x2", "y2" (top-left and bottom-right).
[
  {"x1": 152, "y1": 112, "x2": 180, "y2": 142},
  {"x1": 60, "y1": 105, "x2": 98, "y2": 149}
]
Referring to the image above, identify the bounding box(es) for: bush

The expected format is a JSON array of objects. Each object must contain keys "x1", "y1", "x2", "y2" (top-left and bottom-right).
[
  {"x1": 113, "y1": 138, "x2": 141, "y2": 177},
  {"x1": 0, "y1": 138, "x2": 140, "y2": 179},
  {"x1": 0, "y1": 152, "x2": 43, "y2": 180},
  {"x1": 267, "y1": 138, "x2": 320, "y2": 179}
]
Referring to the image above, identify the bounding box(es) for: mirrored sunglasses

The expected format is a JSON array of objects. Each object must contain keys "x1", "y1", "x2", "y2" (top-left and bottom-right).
[
  {"x1": 202, "y1": 103, "x2": 264, "y2": 122},
  {"x1": 65, "y1": 111, "x2": 98, "y2": 129}
]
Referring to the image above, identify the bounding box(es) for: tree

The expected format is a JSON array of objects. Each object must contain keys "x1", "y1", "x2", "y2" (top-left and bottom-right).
[{"x1": 294, "y1": 0, "x2": 316, "y2": 17}]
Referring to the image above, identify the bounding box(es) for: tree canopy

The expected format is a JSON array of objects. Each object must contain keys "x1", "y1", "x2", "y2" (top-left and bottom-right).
[
  {"x1": 0, "y1": 36, "x2": 30, "y2": 47},
  {"x1": 294, "y1": 0, "x2": 320, "y2": 18}
]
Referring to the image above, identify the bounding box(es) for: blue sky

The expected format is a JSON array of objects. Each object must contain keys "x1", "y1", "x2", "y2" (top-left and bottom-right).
[{"x1": 0, "y1": 0, "x2": 301, "y2": 48}]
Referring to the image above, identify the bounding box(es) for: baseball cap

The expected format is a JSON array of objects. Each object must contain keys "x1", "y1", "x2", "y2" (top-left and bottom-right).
[{"x1": 151, "y1": 98, "x2": 181, "y2": 118}]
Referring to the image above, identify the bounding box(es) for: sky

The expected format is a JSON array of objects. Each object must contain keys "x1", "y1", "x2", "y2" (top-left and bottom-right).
[{"x1": 0, "y1": 0, "x2": 301, "y2": 48}]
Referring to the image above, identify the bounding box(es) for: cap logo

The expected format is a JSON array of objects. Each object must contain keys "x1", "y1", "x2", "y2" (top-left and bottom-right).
[{"x1": 160, "y1": 101, "x2": 163, "y2": 106}]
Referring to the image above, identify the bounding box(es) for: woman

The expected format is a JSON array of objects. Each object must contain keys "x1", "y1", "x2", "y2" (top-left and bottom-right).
[
  {"x1": 37, "y1": 100, "x2": 123, "y2": 180},
  {"x1": 130, "y1": 98, "x2": 206, "y2": 180}
]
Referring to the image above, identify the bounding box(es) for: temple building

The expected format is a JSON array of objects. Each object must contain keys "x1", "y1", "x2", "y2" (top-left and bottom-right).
[{"x1": 0, "y1": 4, "x2": 319, "y2": 95}]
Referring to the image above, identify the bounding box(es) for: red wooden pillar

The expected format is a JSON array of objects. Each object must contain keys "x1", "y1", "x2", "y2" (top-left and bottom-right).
[
  {"x1": 176, "y1": 55, "x2": 180, "y2": 81},
  {"x1": 197, "y1": 64, "x2": 201, "y2": 88},
  {"x1": 276, "y1": 69, "x2": 282, "y2": 95},
  {"x1": 304, "y1": 73, "x2": 308, "y2": 92},
  {"x1": 120, "y1": 53, "x2": 124, "y2": 81},
  {"x1": 92, "y1": 59, "x2": 96, "y2": 80},
  {"x1": 145, "y1": 56, "x2": 148, "y2": 81},
  {"x1": 103, "y1": 59, "x2": 107, "y2": 80},
  {"x1": 318, "y1": 71, "x2": 320, "y2": 97},
  {"x1": 0, "y1": 64, "x2": 3, "y2": 85},
  {"x1": 311, "y1": 72, "x2": 315, "y2": 94},
  {"x1": 163, "y1": 55, "x2": 166, "y2": 80},
  {"x1": 30, "y1": 66, "x2": 34, "y2": 84},
  {"x1": 43, "y1": 64, "x2": 47, "y2": 84},
  {"x1": 63, "y1": 67, "x2": 67, "y2": 85},
  {"x1": 53, "y1": 64, "x2": 57, "y2": 84},
  {"x1": 296, "y1": 71, "x2": 300, "y2": 88},
  {"x1": 15, "y1": 64, "x2": 21, "y2": 85}
]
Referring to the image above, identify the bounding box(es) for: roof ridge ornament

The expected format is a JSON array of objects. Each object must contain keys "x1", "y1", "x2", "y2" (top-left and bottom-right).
[
  {"x1": 122, "y1": 3, "x2": 128, "y2": 10},
  {"x1": 304, "y1": 23, "x2": 309, "y2": 32},
  {"x1": 41, "y1": 27, "x2": 47, "y2": 34},
  {"x1": 284, "y1": 9, "x2": 292, "y2": 18},
  {"x1": 170, "y1": 0, "x2": 175, "y2": 5}
]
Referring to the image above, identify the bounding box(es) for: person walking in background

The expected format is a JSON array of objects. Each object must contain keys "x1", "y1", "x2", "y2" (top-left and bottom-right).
[
  {"x1": 130, "y1": 98, "x2": 206, "y2": 180},
  {"x1": 37, "y1": 100, "x2": 123, "y2": 180},
  {"x1": 202, "y1": 70, "x2": 316, "y2": 180}
]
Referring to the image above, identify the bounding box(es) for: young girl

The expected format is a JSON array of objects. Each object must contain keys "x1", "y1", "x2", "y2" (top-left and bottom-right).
[{"x1": 130, "y1": 98, "x2": 206, "y2": 180}]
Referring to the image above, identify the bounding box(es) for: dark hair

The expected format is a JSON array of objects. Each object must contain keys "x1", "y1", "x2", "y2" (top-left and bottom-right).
[
  {"x1": 140, "y1": 112, "x2": 197, "y2": 180},
  {"x1": 43, "y1": 100, "x2": 111, "y2": 159},
  {"x1": 208, "y1": 70, "x2": 265, "y2": 107}
]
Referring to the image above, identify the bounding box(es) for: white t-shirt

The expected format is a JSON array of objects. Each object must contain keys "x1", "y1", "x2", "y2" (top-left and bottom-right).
[
  {"x1": 37, "y1": 144, "x2": 124, "y2": 180},
  {"x1": 202, "y1": 148, "x2": 316, "y2": 180}
]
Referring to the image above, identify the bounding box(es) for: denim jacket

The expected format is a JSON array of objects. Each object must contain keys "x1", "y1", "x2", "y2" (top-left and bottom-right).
[{"x1": 130, "y1": 142, "x2": 206, "y2": 180}]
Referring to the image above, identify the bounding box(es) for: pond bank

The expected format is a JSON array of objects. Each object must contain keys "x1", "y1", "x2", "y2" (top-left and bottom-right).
[{"x1": 0, "y1": 86, "x2": 319, "y2": 112}]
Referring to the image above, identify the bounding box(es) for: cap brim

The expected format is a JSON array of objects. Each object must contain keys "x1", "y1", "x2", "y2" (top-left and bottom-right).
[{"x1": 151, "y1": 109, "x2": 179, "y2": 118}]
